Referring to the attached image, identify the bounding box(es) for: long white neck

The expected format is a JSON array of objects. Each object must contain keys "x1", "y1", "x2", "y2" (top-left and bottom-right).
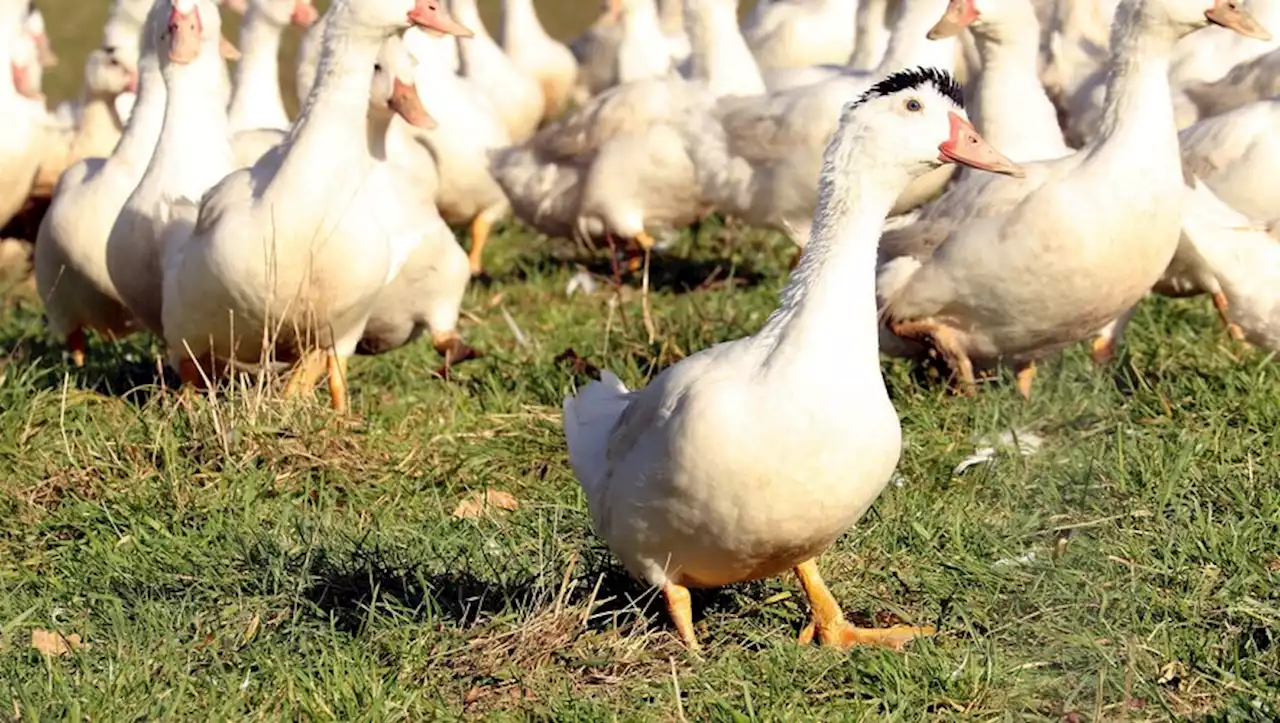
[
  {"x1": 228, "y1": 6, "x2": 290, "y2": 132},
  {"x1": 618, "y1": 0, "x2": 669, "y2": 81},
  {"x1": 113, "y1": 50, "x2": 167, "y2": 166},
  {"x1": 850, "y1": 0, "x2": 890, "y2": 69},
  {"x1": 1085, "y1": 0, "x2": 1181, "y2": 172},
  {"x1": 155, "y1": 41, "x2": 235, "y2": 179},
  {"x1": 970, "y1": 3, "x2": 1070, "y2": 161},
  {"x1": 658, "y1": 0, "x2": 685, "y2": 35},
  {"x1": 757, "y1": 131, "x2": 911, "y2": 380},
  {"x1": 684, "y1": 1, "x2": 765, "y2": 98},
  {"x1": 273, "y1": 19, "x2": 384, "y2": 196},
  {"x1": 451, "y1": 0, "x2": 491, "y2": 40},
  {"x1": 874, "y1": 0, "x2": 956, "y2": 75},
  {"x1": 499, "y1": 0, "x2": 551, "y2": 48},
  {"x1": 367, "y1": 107, "x2": 393, "y2": 160}
]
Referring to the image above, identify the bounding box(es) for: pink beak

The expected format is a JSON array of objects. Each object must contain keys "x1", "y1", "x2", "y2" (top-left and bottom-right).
[
  {"x1": 290, "y1": 1, "x2": 318, "y2": 28},
  {"x1": 937, "y1": 112, "x2": 1024, "y2": 177},
  {"x1": 408, "y1": 0, "x2": 474, "y2": 37}
]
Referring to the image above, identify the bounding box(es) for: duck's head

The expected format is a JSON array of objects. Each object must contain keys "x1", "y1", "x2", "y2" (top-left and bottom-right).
[
  {"x1": 1127, "y1": 0, "x2": 1270, "y2": 40},
  {"x1": 333, "y1": 0, "x2": 473, "y2": 38},
  {"x1": 250, "y1": 0, "x2": 319, "y2": 28},
  {"x1": 927, "y1": 0, "x2": 981, "y2": 39},
  {"x1": 369, "y1": 33, "x2": 434, "y2": 129},
  {"x1": 842, "y1": 67, "x2": 1024, "y2": 179},
  {"x1": 156, "y1": 0, "x2": 224, "y2": 66},
  {"x1": 84, "y1": 45, "x2": 138, "y2": 97}
]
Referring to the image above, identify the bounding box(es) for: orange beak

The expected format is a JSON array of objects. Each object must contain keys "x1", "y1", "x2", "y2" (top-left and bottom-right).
[
  {"x1": 937, "y1": 112, "x2": 1024, "y2": 177},
  {"x1": 290, "y1": 0, "x2": 319, "y2": 28},
  {"x1": 1205, "y1": 0, "x2": 1272, "y2": 40},
  {"x1": 408, "y1": 0, "x2": 474, "y2": 37},
  {"x1": 927, "y1": 0, "x2": 979, "y2": 39},
  {"x1": 389, "y1": 76, "x2": 435, "y2": 130},
  {"x1": 10, "y1": 61, "x2": 40, "y2": 99},
  {"x1": 218, "y1": 34, "x2": 241, "y2": 61}
]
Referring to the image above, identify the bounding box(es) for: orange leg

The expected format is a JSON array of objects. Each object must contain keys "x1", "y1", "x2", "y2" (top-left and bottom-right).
[
  {"x1": 663, "y1": 582, "x2": 699, "y2": 651},
  {"x1": 178, "y1": 357, "x2": 207, "y2": 390},
  {"x1": 1016, "y1": 362, "x2": 1036, "y2": 401},
  {"x1": 468, "y1": 216, "x2": 493, "y2": 277},
  {"x1": 891, "y1": 320, "x2": 976, "y2": 396},
  {"x1": 326, "y1": 352, "x2": 349, "y2": 412},
  {"x1": 282, "y1": 350, "x2": 326, "y2": 400},
  {"x1": 793, "y1": 559, "x2": 934, "y2": 651},
  {"x1": 1090, "y1": 334, "x2": 1116, "y2": 366},
  {"x1": 66, "y1": 328, "x2": 86, "y2": 368},
  {"x1": 1212, "y1": 292, "x2": 1246, "y2": 341}
]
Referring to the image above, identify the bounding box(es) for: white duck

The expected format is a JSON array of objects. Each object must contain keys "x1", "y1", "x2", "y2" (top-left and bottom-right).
[
  {"x1": 107, "y1": 0, "x2": 238, "y2": 334},
  {"x1": 450, "y1": 0, "x2": 544, "y2": 143},
  {"x1": 354, "y1": 35, "x2": 476, "y2": 369},
  {"x1": 294, "y1": 3, "x2": 326, "y2": 105},
  {"x1": 564, "y1": 68, "x2": 1015, "y2": 651},
  {"x1": 688, "y1": 0, "x2": 958, "y2": 247},
  {"x1": 928, "y1": 0, "x2": 1072, "y2": 163},
  {"x1": 490, "y1": 0, "x2": 763, "y2": 255},
  {"x1": 658, "y1": 0, "x2": 691, "y2": 65},
  {"x1": 32, "y1": 45, "x2": 138, "y2": 199},
  {"x1": 875, "y1": 0, "x2": 1269, "y2": 397},
  {"x1": 402, "y1": 24, "x2": 510, "y2": 277},
  {"x1": 741, "y1": 0, "x2": 857, "y2": 71},
  {"x1": 498, "y1": 0, "x2": 579, "y2": 120},
  {"x1": 32, "y1": 1, "x2": 174, "y2": 364},
  {"x1": 160, "y1": 0, "x2": 473, "y2": 410},
  {"x1": 1180, "y1": 99, "x2": 1280, "y2": 224},
  {"x1": 227, "y1": 0, "x2": 317, "y2": 134},
  {"x1": 850, "y1": 0, "x2": 893, "y2": 70}
]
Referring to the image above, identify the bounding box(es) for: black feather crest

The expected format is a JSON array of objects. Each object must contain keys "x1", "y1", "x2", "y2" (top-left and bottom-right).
[{"x1": 853, "y1": 67, "x2": 965, "y2": 109}]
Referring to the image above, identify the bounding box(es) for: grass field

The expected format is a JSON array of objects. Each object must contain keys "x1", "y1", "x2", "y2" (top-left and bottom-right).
[{"x1": 5, "y1": 1, "x2": 1280, "y2": 720}]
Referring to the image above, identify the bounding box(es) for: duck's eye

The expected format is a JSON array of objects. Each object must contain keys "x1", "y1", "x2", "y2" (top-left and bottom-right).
[
  {"x1": 373, "y1": 63, "x2": 383, "y2": 72},
  {"x1": 905, "y1": 98, "x2": 923, "y2": 113}
]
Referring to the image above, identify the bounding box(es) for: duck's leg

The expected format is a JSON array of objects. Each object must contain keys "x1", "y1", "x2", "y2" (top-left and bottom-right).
[
  {"x1": 663, "y1": 581, "x2": 700, "y2": 651},
  {"x1": 890, "y1": 320, "x2": 976, "y2": 396},
  {"x1": 178, "y1": 357, "x2": 207, "y2": 391},
  {"x1": 66, "y1": 327, "x2": 86, "y2": 368},
  {"x1": 1015, "y1": 362, "x2": 1036, "y2": 401},
  {"x1": 282, "y1": 349, "x2": 325, "y2": 400},
  {"x1": 634, "y1": 232, "x2": 657, "y2": 342},
  {"x1": 793, "y1": 559, "x2": 934, "y2": 651},
  {"x1": 1211, "y1": 292, "x2": 1246, "y2": 341},
  {"x1": 1091, "y1": 308, "x2": 1134, "y2": 365},
  {"x1": 468, "y1": 216, "x2": 492, "y2": 277},
  {"x1": 326, "y1": 352, "x2": 349, "y2": 412}
]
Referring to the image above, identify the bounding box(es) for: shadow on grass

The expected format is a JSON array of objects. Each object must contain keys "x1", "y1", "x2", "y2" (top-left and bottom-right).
[{"x1": 0, "y1": 323, "x2": 176, "y2": 404}]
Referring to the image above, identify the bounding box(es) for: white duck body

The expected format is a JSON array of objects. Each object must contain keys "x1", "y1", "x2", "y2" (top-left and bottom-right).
[
  {"x1": 1040, "y1": 0, "x2": 1118, "y2": 104},
  {"x1": 690, "y1": 1, "x2": 958, "y2": 246},
  {"x1": 161, "y1": 0, "x2": 473, "y2": 374},
  {"x1": 402, "y1": 26, "x2": 510, "y2": 274},
  {"x1": 107, "y1": 0, "x2": 238, "y2": 334},
  {"x1": 228, "y1": 0, "x2": 315, "y2": 133},
  {"x1": 498, "y1": 0, "x2": 579, "y2": 119},
  {"x1": 876, "y1": 0, "x2": 1259, "y2": 376},
  {"x1": 489, "y1": 0, "x2": 762, "y2": 245},
  {"x1": 450, "y1": 0, "x2": 544, "y2": 143},
  {"x1": 33, "y1": 2, "x2": 171, "y2": 348},
  {"x1": 850, "y1": 0, "x2": 892, "y2": 70},
  {"x1": 742, "y1": 0, "x2": 858, "y2": 71},
  {"x1": 1180, "y1": 99, "x2": 1280, "y2": 223},
  {"x1": 941, "y1": 0, "x2": 1073, "y2": 163},
  {"x1": 564, "y1": 74, "x2": 1009, "y2": 649},
  {"x1": 0, "y1": 0, "x2": 44, "y2": 227}
]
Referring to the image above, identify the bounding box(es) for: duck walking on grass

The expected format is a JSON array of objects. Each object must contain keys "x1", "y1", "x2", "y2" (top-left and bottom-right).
[{"x1": 563, "y1": 67, "x2": 1023, "y2": 651}]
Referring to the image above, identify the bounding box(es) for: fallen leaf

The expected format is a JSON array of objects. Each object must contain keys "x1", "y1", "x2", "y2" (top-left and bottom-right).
[
  {"x1": 452, "y1": 489, "x2": 520, "y2": 519},
  {"x1": 30, "y1": 628, "x2": 87, "y2": 656},
  {"x1": 243, "y1": 613, "x2": 261, "y2": 643}
]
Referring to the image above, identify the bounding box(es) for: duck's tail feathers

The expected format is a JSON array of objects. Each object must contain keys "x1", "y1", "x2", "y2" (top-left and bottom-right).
[
  {"x1": 488, "y1": 144, "x2": 586, "y2": 239},
  {"x1": 562, "y1": 370, "x2": 631, "y2": 497}
]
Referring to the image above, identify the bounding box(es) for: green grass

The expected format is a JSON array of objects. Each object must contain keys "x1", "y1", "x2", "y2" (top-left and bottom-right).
[{"x1": 5, "y1": 1, "x2": 1280, "y2": 720}]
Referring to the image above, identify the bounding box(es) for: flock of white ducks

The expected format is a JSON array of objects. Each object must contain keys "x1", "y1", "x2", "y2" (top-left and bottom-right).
[{"x1": 1, "y1": 0, "x2": 1277, "y2": 649}]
